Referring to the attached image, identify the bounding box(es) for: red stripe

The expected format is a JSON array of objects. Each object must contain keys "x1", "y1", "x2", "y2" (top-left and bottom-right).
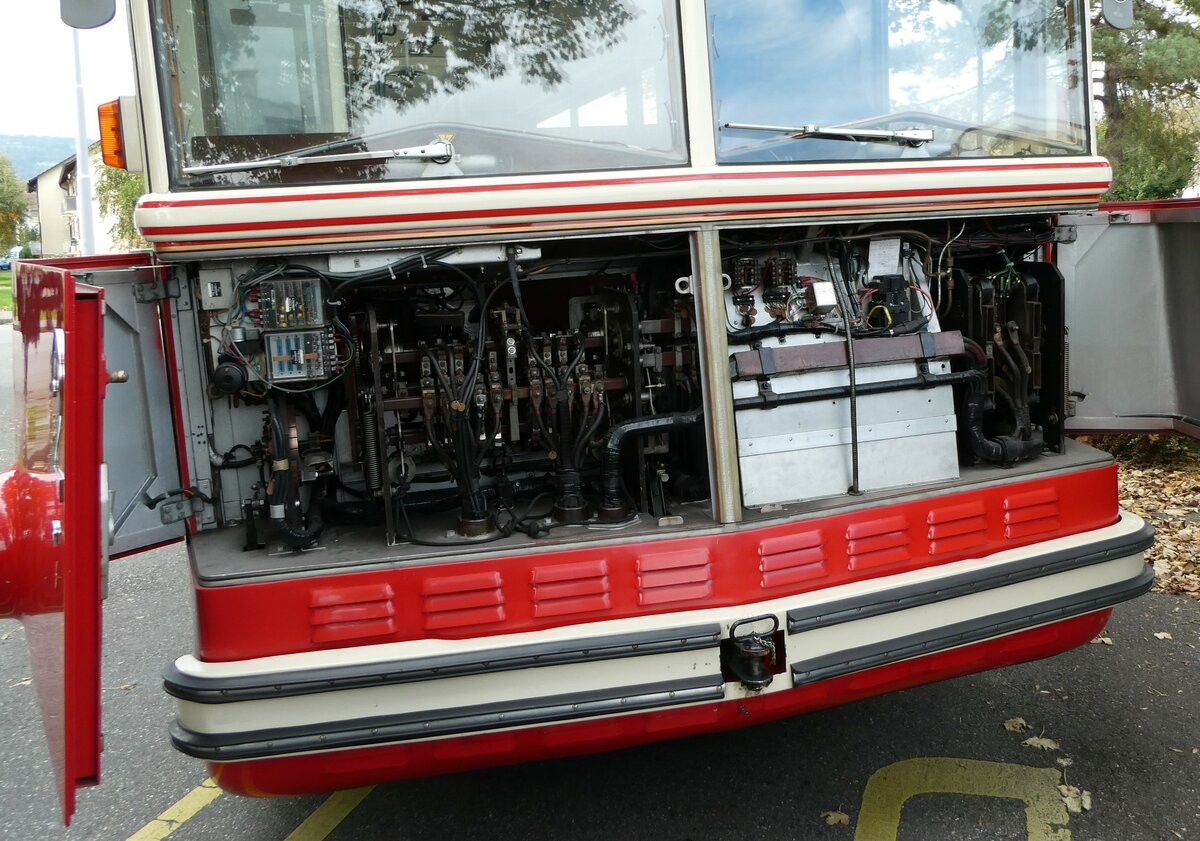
[
  {"x1": 141, "y1": 180, "x2": 1110, "y2": 237},
  {"x1": 139, "y1": 159, "x2": 1110, "y2": 210}
]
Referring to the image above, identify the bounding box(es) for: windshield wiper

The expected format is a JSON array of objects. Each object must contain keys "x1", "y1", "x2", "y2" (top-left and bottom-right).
[
  {"x1": 182, "y1": 138, "x2": 455, "y2": 176},
  {"x1": 723, "y1": 122, "x2": 934, "y2": 147}
]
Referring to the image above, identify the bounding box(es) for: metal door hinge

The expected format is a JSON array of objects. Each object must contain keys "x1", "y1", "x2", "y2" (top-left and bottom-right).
[{"x1": 132, "y1": 276, "x2": 180, "y2": 303}]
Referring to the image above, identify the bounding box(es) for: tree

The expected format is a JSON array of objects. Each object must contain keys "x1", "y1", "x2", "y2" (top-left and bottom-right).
[
  {"x1": 0, "y1": 154, "x2": 26, "y2": 251},
  {"x1": 95, "y1": 163, "x2": 148, "y2": 251},
  {"x1": 1092, "y1": 1, "x2": 1200, "y2": 200}
]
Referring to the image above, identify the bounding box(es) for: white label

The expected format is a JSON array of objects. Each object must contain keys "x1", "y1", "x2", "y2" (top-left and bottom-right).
[{"x1": 867, "y1": 237, "x2": 902, "y2": 279}]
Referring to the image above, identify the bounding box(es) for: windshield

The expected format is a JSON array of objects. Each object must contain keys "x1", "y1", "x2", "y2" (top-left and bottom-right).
[
  {"x1": 153, "y1": 0, "x2": 687, "y2": 187},
  {"x1": 709, "y1": 0, "x2": 1089, "y2": 163}
]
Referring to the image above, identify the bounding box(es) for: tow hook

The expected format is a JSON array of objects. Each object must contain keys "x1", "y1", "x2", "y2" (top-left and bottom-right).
[{"x1": 721, "y1": 615, "x2": 782, "y2": 691}]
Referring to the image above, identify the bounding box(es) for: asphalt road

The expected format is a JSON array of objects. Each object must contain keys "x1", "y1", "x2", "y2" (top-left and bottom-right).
[{"x1": 2, "y1": 325, "x2": 1199, "y2": 841}]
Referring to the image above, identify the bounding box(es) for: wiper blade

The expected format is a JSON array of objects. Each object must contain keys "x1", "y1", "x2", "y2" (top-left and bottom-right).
[
  {"x1": 723, "y1": 122, "x2": 934, "y2": 147},
  {"x1": 182, "y1": 138, "x2": 455, "y2": 176}
]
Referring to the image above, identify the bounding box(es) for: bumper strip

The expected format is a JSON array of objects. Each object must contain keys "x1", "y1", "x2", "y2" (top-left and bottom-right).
[
  {"x1": 170, "y1": 674, "x2": 726, "y2": 761},
  {"x1": 791, "y1": 565, "x2": 1153, "y2": 686},
  {"x1": 787, "y1": 520, "x2": 1153, "y2": 634},
  {"x1": 165, "y1": 623, "x2": 722, "y2": 704}
]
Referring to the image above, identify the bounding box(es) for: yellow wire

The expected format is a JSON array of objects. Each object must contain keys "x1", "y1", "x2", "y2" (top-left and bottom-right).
[{"x1": 867, "y1": 304, "x2": 893, "y2": 326}]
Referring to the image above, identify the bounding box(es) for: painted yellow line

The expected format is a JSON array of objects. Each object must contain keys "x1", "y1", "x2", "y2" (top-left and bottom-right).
[
  {"x1": 853, "y1": 758, "x2": 1070, "y2": 841},
  {"x1": 283, "y1": 786, "x2": 376, "y2": 841},
  {"x1": 126, "y1": 778, "x2": 223, "y2": 841}
]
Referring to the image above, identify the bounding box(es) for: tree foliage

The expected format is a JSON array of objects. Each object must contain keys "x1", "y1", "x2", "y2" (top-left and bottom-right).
[
  {"x1": 95, "y1": 164, "x2": 147, "y2": 251},
  {"x1": 0, "y1": 154, "x2": 26, "y2": 252},
  {"x1": 1092, "y1": 1, "x2": 1200, "y2": 200}
]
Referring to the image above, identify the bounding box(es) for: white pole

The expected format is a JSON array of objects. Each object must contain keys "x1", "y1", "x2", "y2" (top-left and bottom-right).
[{"x1": 72, "y1": 28, "x2": 96, "y2": 256}]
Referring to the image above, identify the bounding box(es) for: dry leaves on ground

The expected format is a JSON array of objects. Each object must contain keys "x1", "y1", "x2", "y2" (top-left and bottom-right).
[
  {"x1": 1154, "y1": 632, "x2": 1174, "y2": 640},
  {"x1": 1058, "y1": 784, "x2": 1092, "y2": 814},
  {"x1": 1004, "y1": 717, "x2": 1030, "y2": 733},
  {"x1": 1111, "y1": 455, "x2": 1200, "y2": 599},
  {"x1": 821, "y1": 810, "x2": 850, "y2": 826},
  {"x1": 1022, "y1": 736, "x2": 1061, "y2": 751}
]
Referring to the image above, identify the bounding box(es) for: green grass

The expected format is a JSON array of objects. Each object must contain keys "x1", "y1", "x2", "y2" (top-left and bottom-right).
[{"x1": 0, "y1": 270, "x2": 11, "y2": 312}]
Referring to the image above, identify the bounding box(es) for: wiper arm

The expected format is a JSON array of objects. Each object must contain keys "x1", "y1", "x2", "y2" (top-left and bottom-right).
[
  {"x1": 182, "y1": 138, "x2": 455, "y2": 176},
  {"x1": 723, "y1": 122, "x2": 934, "y2": 147}
]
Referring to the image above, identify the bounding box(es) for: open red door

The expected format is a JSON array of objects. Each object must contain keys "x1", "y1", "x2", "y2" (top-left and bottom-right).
[{"x1": 0, "y1": 255, "x2": 152, "y2": 824}]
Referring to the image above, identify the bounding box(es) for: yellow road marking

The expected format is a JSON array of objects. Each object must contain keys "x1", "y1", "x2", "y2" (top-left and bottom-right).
[
  {"x1": 853, "y1": 757, "x2": 1070, "y2": 841},
  {"x1": 126, "y1": 778, "x2": 222, "y2": 841},
  {"x1": 283, "y1": 786, "x2": 376, "y2": 841}
]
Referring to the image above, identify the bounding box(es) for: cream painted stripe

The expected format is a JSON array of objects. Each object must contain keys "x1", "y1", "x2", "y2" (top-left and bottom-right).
[
  {"x1": 282, "y1": 787, "x2": 376, "y2": 841},
  {"x1": 125, "y1": 778, "x2": 222, "y2": 841}
]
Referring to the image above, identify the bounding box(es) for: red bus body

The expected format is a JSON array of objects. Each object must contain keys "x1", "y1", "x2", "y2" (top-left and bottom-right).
[{"x1": 8, "y1": 0, "x2": 1194, "y2": 825}]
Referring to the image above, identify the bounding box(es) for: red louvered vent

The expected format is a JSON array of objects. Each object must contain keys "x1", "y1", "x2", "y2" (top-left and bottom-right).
[
  {"x1": 637, "y1": 548, "x2": 712, "y2": 606},
  {"x1": 421, "y1": 571, "x2": 506, "y2": 630},
  {"x1": 758, "y1": 529, "x2": 826, "y2": 589},
  {"x1": 846, "y1": 514, "x2": 911, "y2": 570},
  {"x1": 927, "y1": 500, "x2": 988, "y2": 556},
  {"x1": 1003, "y1": 487, "x2": 1060, "y2": 539},
  {"x1": 309, "y1": 582, "x2": 396, "y2": 644},
  {"x1": 531, "y1": 559, "x2": 611, "y2": 618}
]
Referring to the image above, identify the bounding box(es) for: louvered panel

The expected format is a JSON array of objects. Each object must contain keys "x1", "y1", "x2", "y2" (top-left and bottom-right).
[
  {"x1": 758, "y1": 529, "x2": 826, "y2": 589},
  {"x1": 531, "y1": 559, "x2": 611, "y2": 618},
  {"x1": 927, "y1": 500, "x2": 988, "y2": 555},
  {"x1": 1003, "y1": 487, "x2": 1060, "y2": 539},
  {"x1": 308, "y1": 582, "x2": 395, "y2": 644},
  {"x1": 847, "y1": 515, "x2": 911, "y2": 570},
  {"x1": 421, "y1": 571, "x2": 505, "y2": 630},
  {"x1": 637, "y1": 548, "x2": 712, "y2": 605}
]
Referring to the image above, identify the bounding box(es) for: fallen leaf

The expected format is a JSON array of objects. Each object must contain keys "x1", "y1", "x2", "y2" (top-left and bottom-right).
[
  {"x1": 1004, "y1": 717, "x2": 1029, "y2": 733},
  {"x1": 9, "y1": 678, "x2": 32, "y2": 688},
  {"x1": 821, "y1": 810, "x2": 850, "y2": 826},
  {"x1": 1081, "y1": 791, "x2": 1093, "y2": 811},
  {"x1": 1154, "y1": 632, "x2": 1174, "y2": 640},
  {"x1": 1090, "y1": 634, "x2": 1114, "y2": 646},
  {"x1": 1059, "y1": 785, "x2": 1084, "y2": 814},
  {"x1": 1168, "y1": 747, "x2": 1184, "y2": 753},
  {"x1": 1023, "y1": 736, "x2": 1061, "y2": 751},
  {"x1": 117, "y1": 683, "x2": 136, "y2": 691},
  {"x1": 1056, "y1": 757, "x2": 1074, "y2": 767}
]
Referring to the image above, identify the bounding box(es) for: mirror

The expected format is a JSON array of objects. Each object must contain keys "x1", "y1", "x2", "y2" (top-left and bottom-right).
[
  {"x1": 61, "y1": 0, "x2": 115, "y2": 28},
  {"x1": 1102, "y1": 0, "x2": 1133, "y2": 28}
]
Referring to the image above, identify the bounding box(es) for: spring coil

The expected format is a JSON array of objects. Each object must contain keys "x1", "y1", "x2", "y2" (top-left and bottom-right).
[{"x1": 361, "y1": 402, "x2": 384, "y2": 493}]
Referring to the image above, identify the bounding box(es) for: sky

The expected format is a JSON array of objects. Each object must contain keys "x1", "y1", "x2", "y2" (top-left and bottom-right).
[{"x1": 0, "y1": 3, "x2": 136, "y2": 139}]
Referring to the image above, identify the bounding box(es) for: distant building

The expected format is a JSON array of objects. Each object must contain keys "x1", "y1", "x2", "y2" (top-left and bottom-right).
[{"x1": 26, "y1": 142, "x2": 118, "y2": 257}]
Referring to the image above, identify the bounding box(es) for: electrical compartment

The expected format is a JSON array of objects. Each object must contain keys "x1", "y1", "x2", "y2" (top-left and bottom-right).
[{"x1": 186, "y1": 220, "x2": 1065, "y2": 565}]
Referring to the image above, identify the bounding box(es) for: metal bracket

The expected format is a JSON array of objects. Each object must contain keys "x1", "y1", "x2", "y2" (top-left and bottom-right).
[
  {"x1": 756, "y1": 344, "x2": 777, "y2": 376},
  {"x1": 1052, "y1": 225, "x2": 1078, "y2": 243},
  {"x1": 756, "y1": 379, "x2": 780, "y2": 409},
  {"x1": 132, "y1": 276, "x2": 179, "y2": 303},
  {"x1": 158, "y1": 499, "x2": 190, "y2": 525}
]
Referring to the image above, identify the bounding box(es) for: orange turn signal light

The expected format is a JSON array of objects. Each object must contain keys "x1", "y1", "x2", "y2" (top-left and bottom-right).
[{"x1": 98, "y1": 99, "x2": 126, "y2": 169}]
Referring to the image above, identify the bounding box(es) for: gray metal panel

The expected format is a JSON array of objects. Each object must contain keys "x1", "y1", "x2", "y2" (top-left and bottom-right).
[
  {"x1": 735, "y1": 359, "x2": 960, "y2": 507},
  {"x1": 1059, "y1": 207, "x2": 1200, "y2": 438},
  {"x1": 96, "y1": 267, "x2": 185, "y2": 554}
]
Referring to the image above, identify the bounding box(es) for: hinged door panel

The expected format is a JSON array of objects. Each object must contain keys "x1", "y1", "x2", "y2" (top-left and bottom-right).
[
  {"x1": 1057, "y1": 202, "x2": 1200, "y2": 438},
  {"x1": 1, "y1": 259, "x2": 107, "y2": 824},
  {"x1": 89, "y1": 263, "x2": 185, "y2": 555}
]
